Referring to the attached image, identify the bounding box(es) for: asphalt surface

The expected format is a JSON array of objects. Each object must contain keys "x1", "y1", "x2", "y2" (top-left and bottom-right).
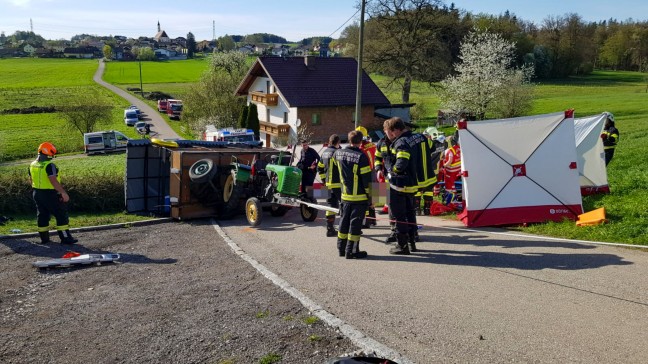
[
  {"x1": 93, "y1": 59, "x2": 180, "y2": 140},
  {"x1": 218, "y1": 209, "x2": 648, "y2": 363}
]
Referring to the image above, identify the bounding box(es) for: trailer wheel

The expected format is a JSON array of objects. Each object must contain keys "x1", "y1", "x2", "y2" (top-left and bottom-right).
[
  {"x1": 189, "y1": 159, "x2": 217, "y2": 183},
  {"x1": 270, "y1": 204, "x2": 290, "y2": 217},
  {"x1": 246, "y1": 197, "x2": 262, "y2": 227},
  {"x1": 300, "y1": 197, "x2": 318, "y2": 222}
]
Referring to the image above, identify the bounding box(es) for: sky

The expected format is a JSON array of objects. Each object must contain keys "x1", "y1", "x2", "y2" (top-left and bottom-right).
[{"x1": 1, "y1": 0, "x2": 648, "y2": 42}]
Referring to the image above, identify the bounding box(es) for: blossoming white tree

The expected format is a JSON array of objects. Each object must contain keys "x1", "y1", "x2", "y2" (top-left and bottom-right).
[{"x1": 438, "y1": 30, "x2": 534, "y2": 120}]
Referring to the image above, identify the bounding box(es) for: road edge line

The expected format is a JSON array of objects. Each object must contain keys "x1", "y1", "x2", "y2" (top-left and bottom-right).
[{"x1": 211, "y1": 219, "x2": 414, "y2": 364}]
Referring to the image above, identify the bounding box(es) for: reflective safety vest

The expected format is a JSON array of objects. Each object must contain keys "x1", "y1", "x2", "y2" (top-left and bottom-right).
[
  {"x1": 30, "y1": 159, "x2": 59, "y2": 190},
  {"x1": 317, "y1": 145, "x2": 341, "y2": 189},
  {"x1": 360, "y1": 140, "x2": 376, "y2": 169},
  {"x1": 389, "y1": 131, "x2": 419, "y2": 194},
  {"x1": 444, "y1": 145, "x2": 461, "y2": 173},
  {"x1": 409, "y1": 133, "x2": 437, "y2": 188},
  {"x1": 332, "y1": 146, "x2": 372, "y2": 202}
]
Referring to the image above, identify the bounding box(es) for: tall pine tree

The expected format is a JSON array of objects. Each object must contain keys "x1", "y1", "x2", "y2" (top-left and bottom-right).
[
  {"x1": 246, "y1": 103, "x2": 260, "y2": 138},
  {"x1": 239, "y1": 104, "x2": 249, "y2": 129}
]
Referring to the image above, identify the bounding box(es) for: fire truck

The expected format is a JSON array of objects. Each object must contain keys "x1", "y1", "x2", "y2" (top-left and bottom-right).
[{"x1": 166, "y1": 99, "x2": 182, "y2": 120}]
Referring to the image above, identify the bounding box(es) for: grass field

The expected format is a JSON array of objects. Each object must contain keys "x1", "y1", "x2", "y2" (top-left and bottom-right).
[
  {"x1": 0, "y1": 58, "x2": 646, "y2": 245},
  {"x1": 0, "y1": 59, "x2": 146, "y2": 161}
]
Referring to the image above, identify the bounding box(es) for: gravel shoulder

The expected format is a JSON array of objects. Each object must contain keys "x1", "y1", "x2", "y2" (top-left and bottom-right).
[{"x1": 0, "y1": 220, "x2": 358, "y2": 364}]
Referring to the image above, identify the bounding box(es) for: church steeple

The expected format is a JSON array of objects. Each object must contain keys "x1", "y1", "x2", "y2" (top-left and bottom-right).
[{"x1": 157, "y1": 20, "x2": 160, "y2": 32}]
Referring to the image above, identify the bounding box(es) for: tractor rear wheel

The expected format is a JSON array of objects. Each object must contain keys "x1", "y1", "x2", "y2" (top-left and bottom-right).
[
  {"x1": 221, "y1": 173, "x2": 243, "y2": 218},
  {"x1": 246, "y1": 197, "x2": 262, "y2": 226}
]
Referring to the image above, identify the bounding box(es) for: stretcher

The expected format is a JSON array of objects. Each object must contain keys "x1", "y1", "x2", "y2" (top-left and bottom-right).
[{"x1": 33, "y1": 253, "x2": 120, "y2": 269}]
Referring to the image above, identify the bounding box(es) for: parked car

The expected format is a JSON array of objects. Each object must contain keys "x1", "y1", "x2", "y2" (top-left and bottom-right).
[
  {"x1": 83, "y1": 131, "x2": 129, "y2": 154},
  {"x1": 134, "y1": 121, "x2": 148, "y2": 134},
  {"x1": 124, "y1": 109, "x2": 138, "y2": 126},
  {"x1": 129, "y1": 105, "x2": 142, "y2": 119}
]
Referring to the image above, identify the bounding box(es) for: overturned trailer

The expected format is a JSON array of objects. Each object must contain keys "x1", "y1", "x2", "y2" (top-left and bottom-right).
[{"x1": 125, "y1": 139, "x2": 318, "y2": 222}]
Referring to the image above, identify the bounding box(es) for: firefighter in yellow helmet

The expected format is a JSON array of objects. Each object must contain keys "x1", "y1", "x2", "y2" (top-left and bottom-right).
[{"x1": 28, "y1": 142, "x2": 78, "y2": 244}]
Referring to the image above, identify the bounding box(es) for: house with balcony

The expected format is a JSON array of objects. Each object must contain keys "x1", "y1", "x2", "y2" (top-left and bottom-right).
[{"x1": 235, "y1": 56, "x2": 394, "y2": 146}]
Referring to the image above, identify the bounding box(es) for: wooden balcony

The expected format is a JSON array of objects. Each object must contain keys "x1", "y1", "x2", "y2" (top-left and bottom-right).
[
  {"x1": 259, "y1": 121, "x2": 291, "y2": 137},
  {"x1": 250, "y1": 91, "x2": 279, "y2": 106}
]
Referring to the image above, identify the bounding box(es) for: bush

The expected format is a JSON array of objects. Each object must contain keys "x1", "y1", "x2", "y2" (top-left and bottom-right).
[{"x1": 0, "y1": 170, "x2": 125, "y2": 215}]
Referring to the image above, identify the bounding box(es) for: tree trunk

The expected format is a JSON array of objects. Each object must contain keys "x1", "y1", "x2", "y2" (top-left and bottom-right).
[{"x1": 401, "y1": 76, "x2": 411, "y2": 103}]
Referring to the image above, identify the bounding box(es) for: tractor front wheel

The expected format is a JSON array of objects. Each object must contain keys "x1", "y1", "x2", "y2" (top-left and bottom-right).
[
  {"x1": 300, "y1": 197, "x2": 318, "y2": 222},
  {"x1": 246, "y1": 197, "x2": 262, "y2": 227}
]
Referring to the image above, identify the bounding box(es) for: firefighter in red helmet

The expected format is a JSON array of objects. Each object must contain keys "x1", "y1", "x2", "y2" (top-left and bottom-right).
[{"x1": 28, "y1": 142, "x2": 78, "y2": 244}]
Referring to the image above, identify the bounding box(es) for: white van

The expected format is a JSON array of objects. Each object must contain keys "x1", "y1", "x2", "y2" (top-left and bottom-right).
[
  {"x1": 124, "y1": 109, "x2": 138, "y2": 126},
  {"x1": 83, "y1": 131, "x2": 129, "y2": 154}
]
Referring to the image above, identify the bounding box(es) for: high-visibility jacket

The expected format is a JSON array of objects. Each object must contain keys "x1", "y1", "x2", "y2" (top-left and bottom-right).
[
  {"x1": 29, "y1": 159, "x2": 59, "y2": 190},
  {"x1": 360, "y1": 140, "x2": 376, "y2": 170},
  {"x1": 374, "y1": 137, "x2": 394, "y2": 177},
  {"x1": 332, "y1": 146, "x2": 372, "y2": 202},
  {"x1": 389, "y1": 130, "x2": 419, "y2": 194},
  {"x1": 409, "y1": 132, "x2": 437, "y2": 188},
  {"x1": 317, "y1": 145, "x2": 341, "y2": 189},
  {"x1": 444, "y1": 145, "x2": 461, "y2": 174},
  {"x1": 602, "y1": 126, "x2": 619, "y2": 150}
]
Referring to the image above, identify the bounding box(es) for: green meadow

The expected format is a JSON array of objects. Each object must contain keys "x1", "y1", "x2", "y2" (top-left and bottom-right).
[{"x1": 0, "y1": 58, "x2": 646, "y2": 244}]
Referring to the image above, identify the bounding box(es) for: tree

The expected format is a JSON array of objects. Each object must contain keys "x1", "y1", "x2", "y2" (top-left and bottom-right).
[
  {"x1": 438, "y1": 29, "x2": 534, "y2": 120},
  {"x1": 182, "y1": 51, "x2": 248, "y2": 136},
  {"x1": 58, "y1": 90, "x2": 114, "y2": 135},
  {"x1": 186, "y1": 32, "x2": 196, "y2": 58},
  {"x1": 217, "y1": 35, "x2": 236, "y2": 51},
  {"x1": 342, "y1": 0, "x2": 468, "y2": 103},
  {"x1": 246, "y1": 103, "x2": 259, "y2": 138},
  {"x1": 102, "y1": 44, "x2": 113, "y2": 60},
  {"x1": 238, "y1": 105, "x2": 249, "y2": 129}
]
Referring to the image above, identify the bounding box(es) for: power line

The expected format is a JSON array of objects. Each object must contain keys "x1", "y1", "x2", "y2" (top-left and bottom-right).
[{"x1": 327, "y1": 8, "x2": 361, "y2": 39}]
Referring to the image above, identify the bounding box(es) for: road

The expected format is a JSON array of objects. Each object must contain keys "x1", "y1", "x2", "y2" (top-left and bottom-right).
[
  {"x1": 93, "y1": 60, "x2": 180, "y2": 140},
  {"x1": 219, "y1": 210, "x2": 648, "y2": 363}
]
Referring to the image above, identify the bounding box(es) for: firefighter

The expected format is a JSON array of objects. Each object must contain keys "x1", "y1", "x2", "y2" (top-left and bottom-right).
[
  {"x1": 28, "y1": 142, "x2": 78, "y2": 245},
  {"x1": 424, "y1": 127, "x2": 447, "y2": 211},
  {"x1": 317, "y1": 134, "x2": 342, "y2": 237},
  {"x1": 411, "y1": 128, "x2": 437, "y2": 219},
  {"x1": 602, "y1": 112, "x2": 619, "y2": 166},
  {"x1": 331, "y1": 130, "x2": 372, "y2": 259},
  {"x1": 374, "y1": 133, "x2": 396, "y2": 243},
  {"x1": 383, "y1": 117, "x2": 418, "y2": 255},
  {"x1": 355, "y1": 126, "x2": 378, "y2": 228}
]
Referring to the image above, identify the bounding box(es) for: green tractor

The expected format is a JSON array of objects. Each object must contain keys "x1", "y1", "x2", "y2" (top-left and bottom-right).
[
  {"x1": 187, "y1": 152, "x2": 319, "y2": 226},
  {"x1": 242, "y1": 154, "x2": 319, "y2": 227}
]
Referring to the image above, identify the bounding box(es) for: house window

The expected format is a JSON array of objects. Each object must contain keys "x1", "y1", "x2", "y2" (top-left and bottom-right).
[
  {"x1": 312, "y1": 113, "x2": 321, "y2": 125},
  {"x1": 266, "y1": 109, "x2": 270, "y2": 123},
  {"x1": 266, "y1": 81, "x2": 271, "y2": 94},
  {"x1": 283, "y1": 112, "x2": 288, "y2": 124}
]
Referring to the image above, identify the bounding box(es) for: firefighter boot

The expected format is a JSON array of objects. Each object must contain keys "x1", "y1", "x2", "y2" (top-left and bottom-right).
[
  {"x1": 408, "y1": 233, "x2": 418, "y2": 252},
  {"x1": 38, "y1": 231, "x2": 51, "y2": 244},
  {"x1": 58, "y1": 230, "x2": 78, "y2": 245},
  {"x1": 346, "y1": 240, "x2": 367, "y2": 259},
  {"x1": 337, "y1": 239, "x2": 347, "y2": 257},
  {"x1": 326, "y1": 216, "x2": 337, "y2": 237},
  {"x1": 385, "y1": 221, "x2": 397, "y2": 243},
  {"x1": 389, "y1": 234, "x2": 410, "y2": 255}
]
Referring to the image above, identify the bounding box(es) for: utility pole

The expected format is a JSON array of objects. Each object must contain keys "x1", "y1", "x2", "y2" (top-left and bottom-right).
[{"x1": 354, "y1": 0, "x2": 366, "y2": 129}]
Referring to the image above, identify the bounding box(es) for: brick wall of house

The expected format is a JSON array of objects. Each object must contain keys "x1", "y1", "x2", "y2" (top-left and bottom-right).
[{"x1": 297, "y1": 106, "x2": 384, "y2": 143}]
